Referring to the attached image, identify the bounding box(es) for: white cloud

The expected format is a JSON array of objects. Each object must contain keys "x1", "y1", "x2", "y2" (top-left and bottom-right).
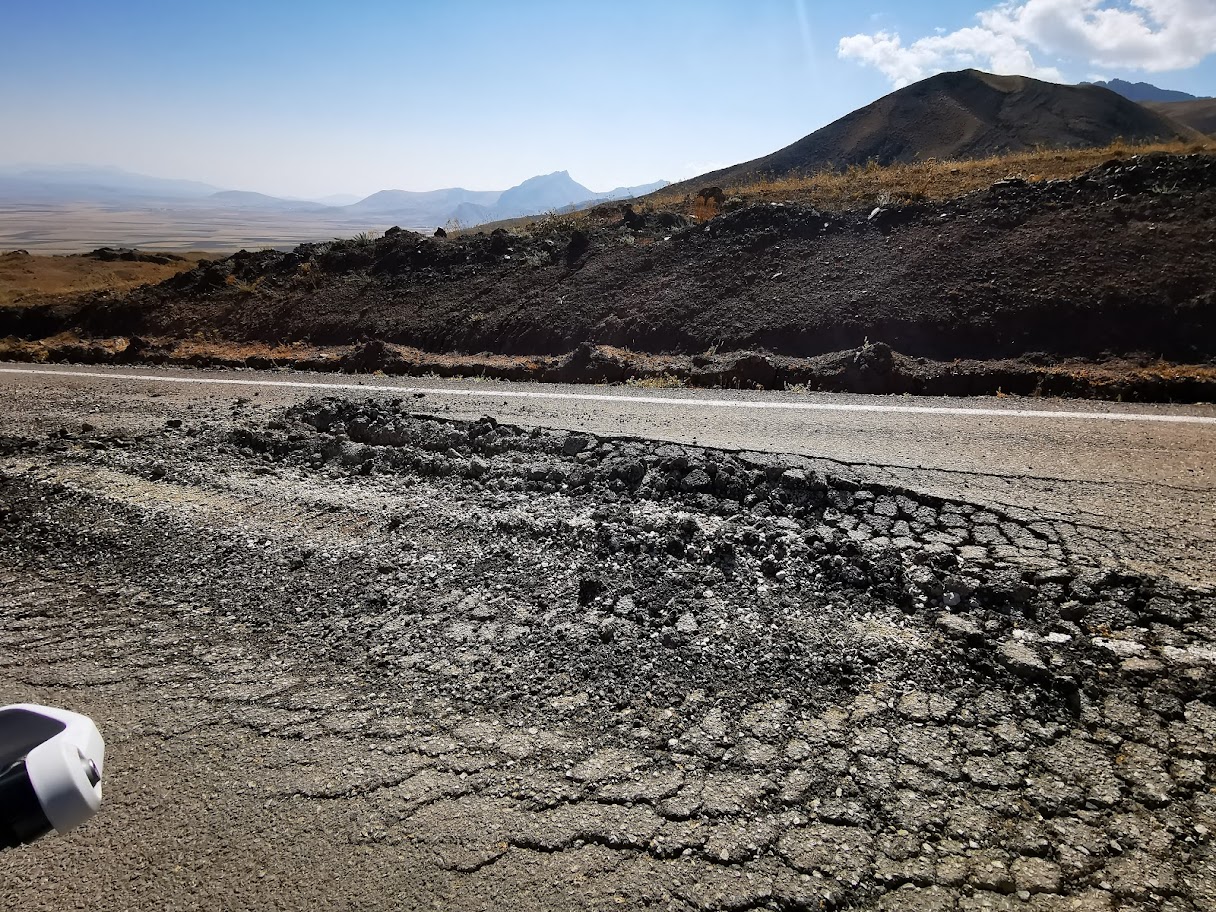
[
  {"x1": 839, "y1": 0, "x2": 1216, "y2": 87},
  {"x1": 678, "y1": 160, "x2": 728, "y2": 179},
  {"x1": 837, "y1": 27, "x2": 1062, "y2": 87}
]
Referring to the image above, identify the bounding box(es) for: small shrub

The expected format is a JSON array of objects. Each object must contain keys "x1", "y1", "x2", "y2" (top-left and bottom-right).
[
  {"x1": 626, "y1": 373, "x2": 686, "y2": 389},
  {"x1": 226, "y1": 275, "x2": 263, "y2": 296},
  {"x1": 531, "y1": 208, "x2": 582, "y2": 236},
  {"x1": 693, "y1": 197, "x2": 720, "y2": 221}
]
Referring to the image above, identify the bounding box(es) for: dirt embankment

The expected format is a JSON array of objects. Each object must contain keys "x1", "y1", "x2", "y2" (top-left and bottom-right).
[
  {"x1": 2, "y1": 153, "x2": 1214, "y2": 400},
  {"x1": 5, "y1": 335, "x2": 1215, "y2": 403}
]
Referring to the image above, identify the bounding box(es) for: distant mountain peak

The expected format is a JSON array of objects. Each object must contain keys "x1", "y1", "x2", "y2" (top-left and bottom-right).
[{"x1": 495, "y1": 172, "x2": 596, "y2": 215}]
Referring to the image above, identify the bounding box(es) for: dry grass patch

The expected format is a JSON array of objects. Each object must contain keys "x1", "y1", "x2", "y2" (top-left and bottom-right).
[
  {"x1": 625, "y1": 372, "x2": 687, "y2": 389},
  {"x1": 1044, "y1": 359, "x2": 1216, "y2": 386},
  {"x1": 644, "y1": 140, "x2": 1215, "y2": 217},
  {"x1": 0, "y1": 250, "x2": 210, "y2": 307}
]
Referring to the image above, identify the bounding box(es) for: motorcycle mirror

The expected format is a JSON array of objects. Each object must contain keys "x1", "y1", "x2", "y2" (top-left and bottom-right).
[{"x1": 1, "y1": 704, "x2": 105, "y2": 849}]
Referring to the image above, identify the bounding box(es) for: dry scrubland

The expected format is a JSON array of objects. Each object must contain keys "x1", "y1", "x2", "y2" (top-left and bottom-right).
[
  {"x1": 0, "y1": 249, "x2": 213, "y2": 306},
  {"x1": 405, "y1": 141, "x2": 1213, "y2": 239},
  {"x1": 5, "y1": 140, "x2": 1208, "y2": 269},
  {"x1": 623, "y1": 140, "x2": 1215, "y2": 222},
  {"x1": 0, "y1": 202, "x2": 396, "y2": 256}
]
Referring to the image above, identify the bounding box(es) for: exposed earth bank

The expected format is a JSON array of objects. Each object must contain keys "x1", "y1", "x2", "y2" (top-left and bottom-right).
[
  {"x1": 4, "y1": 335, "x2": 1214, "y2": 402},
  {"x1": 2, "y1": 153, "x2": 1214, "y2": 401}
]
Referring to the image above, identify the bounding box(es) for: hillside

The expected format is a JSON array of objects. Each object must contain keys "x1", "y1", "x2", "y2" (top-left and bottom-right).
[
  {"x1": 0, "y1": 248, "x2": 210, "y2": 306},
  {"x1": 208, "y1": 190, "x2": 332, "y2": 211},
  {"x1": 676, "y1": 70, "x2": 1203, "y2": 190},
  {"x1": 341, "y1": 187, "x2": 502, "y2": 228},
  {"x1": 0, "y1": 165, "x2": 222, "y2": 204},
  {"x1": 6, "y1": 150, "x2": 1213, "y2": 389},
  {"x1": 1145, "y1": 99, "x2": 1216, "y2": 137}
]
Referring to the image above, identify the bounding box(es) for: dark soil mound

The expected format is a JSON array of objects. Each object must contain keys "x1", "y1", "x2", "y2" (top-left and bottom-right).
[
  {"x1": 86, "y1": 247, "x2": 185, "y2": 265},
  {"x1": 674, "y1": 70, "x2": 1204, "y2": 191},
  {"x1": 4, "y1": 153, "x2": 1215, "y2": 365}
]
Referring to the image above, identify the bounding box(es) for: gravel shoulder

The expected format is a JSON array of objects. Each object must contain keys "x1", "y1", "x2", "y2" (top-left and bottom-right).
[{"x1": 2, "y1": 381, "x2": 1215, "y2": 910}]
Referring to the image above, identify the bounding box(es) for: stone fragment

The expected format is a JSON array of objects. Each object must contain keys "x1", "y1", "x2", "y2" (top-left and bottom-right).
[
  {"x1": 997, "y1": 640, "x2": 1050, "y2": 680},
  {"x1": 1011, "y1": 856, "x2": 1063, "y2": 894},
  {"x1": 777, "y1": 824, "x2": 874, "y2": 882},
  {"x1": 675, "y1": 612, "x2": 699, "y2": 635},
  {"x1": 938, "y1": 613, "x2": 984, "y2": 643},
  {"x1": 562, "y1": 434, "x2": 590, "y2": 455}
]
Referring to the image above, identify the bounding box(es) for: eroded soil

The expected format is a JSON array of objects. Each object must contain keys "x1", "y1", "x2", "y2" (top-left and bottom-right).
[
  {"x1": 4, "y1": 335, "x2": 1214, "y2": 402},
  {"x1": 2, "y1": 390, "x2": 1215, "y2": 910}
]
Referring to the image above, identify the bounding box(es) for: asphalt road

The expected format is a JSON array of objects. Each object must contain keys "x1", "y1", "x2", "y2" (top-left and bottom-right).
[
  {"x1": 3, "y1": 362, "x2": 1216, "y2": 911},
  {"x1": 2, "y1": 363, "x2": 1213, "y2": 583}
]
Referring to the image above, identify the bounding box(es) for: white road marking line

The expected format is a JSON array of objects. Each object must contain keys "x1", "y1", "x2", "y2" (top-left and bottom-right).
[{"x1": 3, "y1": 366, "x2": 1215, "y2": 425}]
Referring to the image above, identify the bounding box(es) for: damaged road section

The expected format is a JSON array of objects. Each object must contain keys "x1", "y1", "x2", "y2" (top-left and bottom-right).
[{"x1": 1, "y1": 397, "x2": 1215, "y2": 911}]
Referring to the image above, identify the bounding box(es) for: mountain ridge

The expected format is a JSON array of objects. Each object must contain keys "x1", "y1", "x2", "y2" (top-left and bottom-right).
[
  {"x1": 0, "y1": 164, "x2": 668, "y2": 229},
  {"x1": 0, "y1": 165, "x2": 223, "y2": 203},
  {"x1": 671, "y1": 69, "x2": 1204, "y2": 192},
  {"x1": 208, "y1": 190, "x2": 332, "y2": 212},
  {"x1": 1089, "y1": 78, "x2": 1204, "y2": 103}
]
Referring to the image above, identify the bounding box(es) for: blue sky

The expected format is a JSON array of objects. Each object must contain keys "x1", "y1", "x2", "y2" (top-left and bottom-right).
[{"x1": 2, "y1": 0, "x2": 1213, "y2": 199}]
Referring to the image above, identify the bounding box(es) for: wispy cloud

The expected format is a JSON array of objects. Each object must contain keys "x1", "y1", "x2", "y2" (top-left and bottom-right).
[
  {"x1": 838, "y1": 0, "x2": 1216, "y2": 87},
  {"x1": 678, "y1": 160, "x2": 728, "y2": 179}
]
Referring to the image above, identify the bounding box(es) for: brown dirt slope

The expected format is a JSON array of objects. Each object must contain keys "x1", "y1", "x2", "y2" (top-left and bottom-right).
[
  {"x1": 0, "y1": 248, "x2": 206, "y2": 306},
  {"x1": 3, "y1": 152, "x2": 1214, "y2": 367},
  {"x1": 674, "y1": 70, "x2": 1203, "y2": 191},
  {"x1": 1145, "y1": 99, "x2": 1216, "y2": 136}
]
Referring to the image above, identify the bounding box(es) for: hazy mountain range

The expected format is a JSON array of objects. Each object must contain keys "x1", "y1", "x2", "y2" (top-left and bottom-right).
[{"x1": 0, "y1": 165, "x2": 669, "y2": 228}]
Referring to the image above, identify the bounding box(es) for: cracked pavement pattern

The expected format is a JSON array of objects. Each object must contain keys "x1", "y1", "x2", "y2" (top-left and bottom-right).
[{"x1": 1, "y1": 367, "x2": 1215, "y2": 911}]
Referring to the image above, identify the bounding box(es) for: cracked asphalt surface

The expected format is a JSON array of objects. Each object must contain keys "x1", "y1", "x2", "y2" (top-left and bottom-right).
[{"x1": 1, "y1": 366, "x2": 1215, "y2": 911}]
